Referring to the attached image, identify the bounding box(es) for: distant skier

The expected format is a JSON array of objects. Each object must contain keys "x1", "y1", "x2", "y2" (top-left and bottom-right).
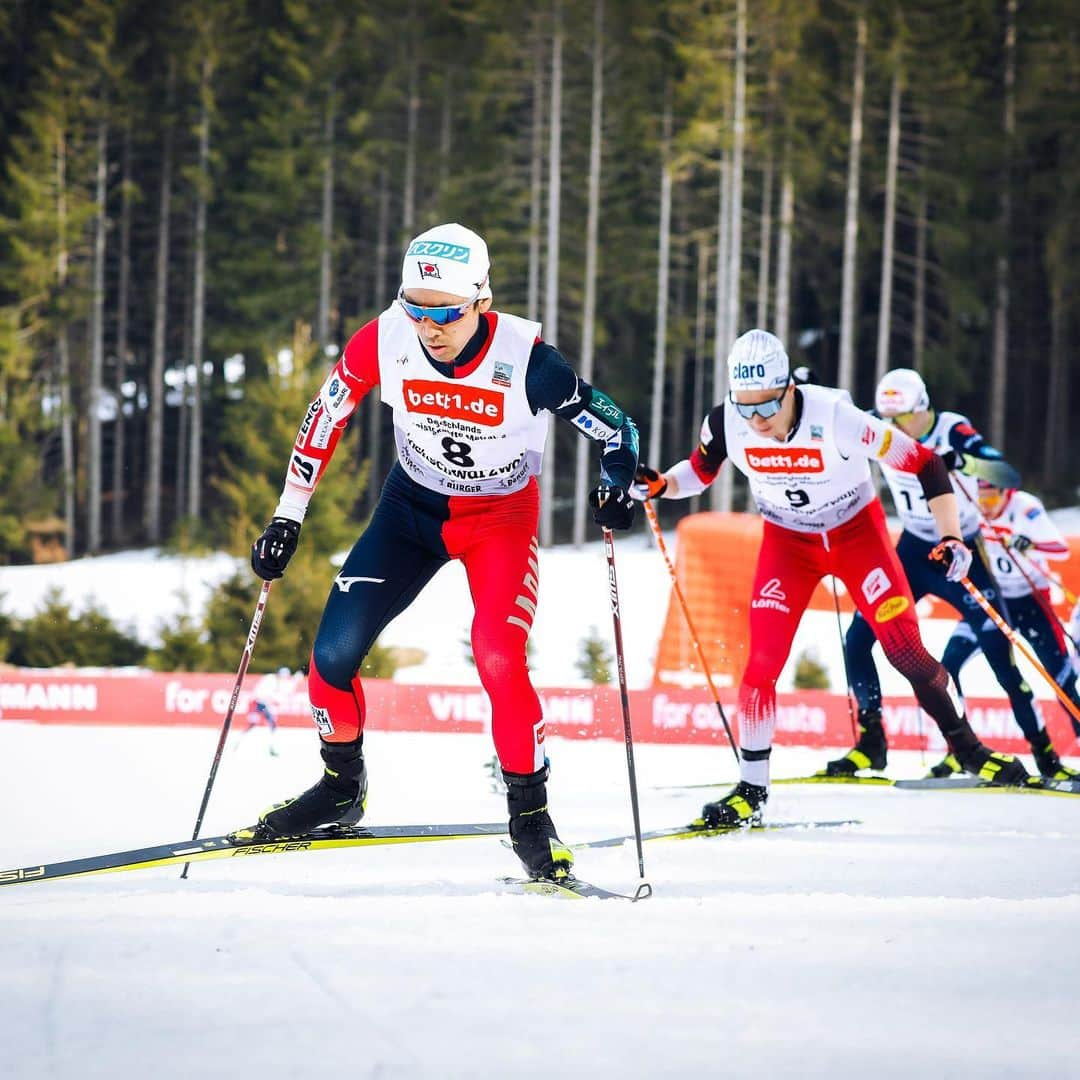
[
  {"x1": 238, "y1": 669, "x2": 284, "y2": 757},
  {"x1": 631, "y1": 330, "x2": 1026, "y2": 827},
  {"x1": 829, "y1": 368, "x2": 1072, "y2": 778},
  {"x1": 248, "y1": 222, "x2": 639, "y2": 881},
  {"x1": 940, "y1": 481, "x2": 1080, "y2": 768}
]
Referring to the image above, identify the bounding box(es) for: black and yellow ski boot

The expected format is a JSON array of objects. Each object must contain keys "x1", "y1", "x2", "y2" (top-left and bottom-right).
[
  {"x1": 696, "y1": 780, "x2": 768, "y2": 829},
  {"x1": 957, "y1": 742, "x2": 1028, "y2": 786},
  {"x1": 1029, "y1": 728, "x2": 1080, "y2": 781},
  {"x1": 504, "y1": 765, "x2": 574, "y2": 881},
  {"x1": 926, "y1": 753, "x2": 962, "y2": 779},
  {"x1": 823, "y1": 710, "x2": 887, "y2": 776},
  {"x1": 256, "y1": 738, "x2": 367, "y2": 838}
]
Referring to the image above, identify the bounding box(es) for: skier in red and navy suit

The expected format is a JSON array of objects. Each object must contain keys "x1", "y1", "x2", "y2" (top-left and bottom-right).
[
  {"x1": 249, "y1": 223, "x2": 639, "y2": 881},
  {"x1": 631, "y1": 329, "x2": 1027, "y2": 828}
]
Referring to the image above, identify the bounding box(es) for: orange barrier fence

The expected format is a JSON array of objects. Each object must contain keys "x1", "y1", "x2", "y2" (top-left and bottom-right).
[
  {"x1": 652, "y1": 511, "x2": 1080, "y2": 690},
  {"x1": 1, "y1": 668, "x2": 1075, "y2": 757}
]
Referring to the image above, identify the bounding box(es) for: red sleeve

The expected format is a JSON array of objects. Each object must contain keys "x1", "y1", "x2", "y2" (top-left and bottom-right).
[{"x1": 274, "y1": 317, "x2": 380, "y2": 520}]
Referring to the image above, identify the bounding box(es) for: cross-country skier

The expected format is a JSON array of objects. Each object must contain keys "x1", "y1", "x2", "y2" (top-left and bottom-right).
[
  {"x1": 248, "y1": 223, "x2": 639, "y2": 881},
  {"x1": 827, "y1": 368, "x2": 1068, "y2": 778},
  {"x1": 940, "y1": 481, "x2": 1080, "y2": 770},
  {"x1": 631, "y1": 330, "x2": 1027, "y2": 827}
]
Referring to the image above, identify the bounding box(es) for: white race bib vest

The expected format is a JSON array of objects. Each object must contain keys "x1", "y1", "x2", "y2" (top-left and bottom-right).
[
  {"x1": 879, "y1": 410, "x2": 980, "y2": 541},
  {"x1": 377, "y1": 306, "x2": 548, "y2": 496},
  {"x1": 725, "y1": 385, "x2": 877, "y2": 532}
]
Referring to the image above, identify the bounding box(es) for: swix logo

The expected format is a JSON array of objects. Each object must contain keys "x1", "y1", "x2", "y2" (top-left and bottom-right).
[
  {"x1": 745, "y1": 447, "x2": 824, "y2": 474},
  {"x1": 404, "y1": 380, "x2": 504, "y2": 426},
  {"x1": 752, "y1": 577, "x2": 791, "y2": 613},
  {"x1": 732, "y1": 361, "x2": 766, "y2": 381}
]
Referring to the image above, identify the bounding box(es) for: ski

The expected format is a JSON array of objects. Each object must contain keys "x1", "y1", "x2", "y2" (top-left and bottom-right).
[
  {"x1": 893, "y1": 776, "x2": 1080, "y2": 797},
  {"x1": 0, "y1": 822, "x2": 508, "y2": 888},
  {"x1": 657, "y1": 774, "x2": 893, "y2": 791},
  {"x1": 498, "y1": 875, "x2": 652, "y2": 901},
  {"x1": 575, "y1": 819, "x2": 861, "y2": 849}
]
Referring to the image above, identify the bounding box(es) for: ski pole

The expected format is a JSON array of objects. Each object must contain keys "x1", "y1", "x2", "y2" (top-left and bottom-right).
[
  {"x1": 601, "y1": 526, "x2": 650, "y2": 895},
  {"x1": 642, "y1": 499, "x2": 739, "y2": 767},
  {"x1": 951, "y1": 572, "x2": 1080, "y2": 730},
  {"x1": 180, "y1": 579, "x2": 272, "y2": 879},
  {"x1": 829, "y1": 575, "x2": 858, "y2": 744}
]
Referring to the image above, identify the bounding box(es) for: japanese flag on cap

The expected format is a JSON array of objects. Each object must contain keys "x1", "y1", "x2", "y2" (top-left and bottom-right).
[
  {"x1": 875, "y1": 368, "x2": 929, "y2": 417},
  {"x1": 401, "y1": 222, "x2": 492, "y2": 301},
  {"x1": 727, "y1": 329, "x2": 790, "y2": 392}
]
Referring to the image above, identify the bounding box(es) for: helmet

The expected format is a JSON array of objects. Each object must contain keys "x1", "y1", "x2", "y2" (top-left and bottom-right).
[
  {"x1": 727, "y1": 329, "x2": 790, "y2": 393},
  {"x1": 875, "y1": 368, "x2": 929, "y2": 417},
  {"x1": 401, "y1": 222, "x2": 492, "y2": 301}
]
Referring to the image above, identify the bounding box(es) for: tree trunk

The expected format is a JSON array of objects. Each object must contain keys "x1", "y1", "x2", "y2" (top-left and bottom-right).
[
  {"x1": 989, "y1": 0, "x2": 1016, "y2": 447},
  {"x1": 402, "y1": 13, "x2": 419, "y2": 238},
  {"x1": 913, "y1": 183, "x2": 927, "y2": 368},
  {"x1": 689, "y1": 237, "x2": 710, "y2": 515},
  {"x1": 188, "y1": 56, "x2": 211, "y2": 522},
  {"x1": 1041, "y1": 269, "x2": 1067, "y2": 485},
  {"x1": 527, "y1": 19, "x2": 544, "y2": 324},
  {"x1": 317, "y1": 79, "x2": 335, "y2": 349},
  {"x1": 775, "y1": 160, "x2": 794, "y2": 344},
  {"x1": 875, "y1": 61, "x2": 902, "y2": 383},
  {"x1": 838, "y1": 12, "x2": 866, "y2": 393},
  {"x1": 367, "y1": 166, "x2": 390, "y2": 514},
  {"x1": 539, "y1": 0, "x2": 562, "y2": 547},
  {"x1": 56, "y1": 126, "x2": 76, "y2": 557},
  {"x1": 648, "y1": 90, "x2": 673, "y2": 471},
  {"x1": 112, "y1": 124, "x2": 132, "y2": 544},
  {"x1": 573, "y1": 0, "x2": 604, "y2": 548},
  {"x1": 88, "y1": 117, "x2": 107, "y2": 553},
  {"x1": 756, "y1": 152, "x2": 774, "y2": 328},
  {"x1": 439, "y1": 71, "x2": 452, "y2": 207},
  {"x1": 146, "y1": 61, "x2": 175, "y2": 544},
  {"x1": 710, "y1": 149, "x2": 730, "y2": 514}
]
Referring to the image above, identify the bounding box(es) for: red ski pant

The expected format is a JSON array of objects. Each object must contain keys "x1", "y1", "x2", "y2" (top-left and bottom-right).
[
  {"x1": 738, "y1": 500, "x2": 956, "y2": 781},
  {"x1": 308, "y1": 466, "x2": 545, "y2": 775}
]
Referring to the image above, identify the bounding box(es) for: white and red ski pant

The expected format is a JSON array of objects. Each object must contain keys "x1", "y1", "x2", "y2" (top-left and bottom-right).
[
  {"x1": 307, "y1": 465, "x2": 546, "y2": 774},
  {"x1": 738, "y1": 500, "x2": 963, "y2": 785}
]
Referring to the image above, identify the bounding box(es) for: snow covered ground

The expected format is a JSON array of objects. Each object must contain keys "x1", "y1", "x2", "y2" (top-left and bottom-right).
[{"x1": 2, "y1": 722, "x2": 1079, "y2": 1079}]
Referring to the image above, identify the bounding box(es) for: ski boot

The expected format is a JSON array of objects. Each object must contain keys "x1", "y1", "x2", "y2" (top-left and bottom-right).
[
  {"x1": 823, "y1": 710, "x2": 887, "y2": 776},
  {"x1": 926, "y1": 753, "x2": 962, "y2": 779},
  {"x1": 696, "y1": 780, "x2": 768, "y2": 829},
  {"x1": 1029, "y1": 728, "x2": 1080, "y2": 781},
  {"x1": 256, "y1": 738, "x2": 368, "y2": 838},
  {"x1": 956, "y1": 742, "x2": 1028, "y2": 786},
  {"x1": 504, "y1": 765, "x2": 573, "y2": 881}
]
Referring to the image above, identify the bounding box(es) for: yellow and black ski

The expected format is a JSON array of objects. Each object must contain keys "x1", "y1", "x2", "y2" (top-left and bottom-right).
[
  {"x1": 498, "y1": 875, "x2": 652, "y2": 901},
  {"x1": 656, "y1": 774, "x2": 893, "y2": 791},
  {"x1": 574, "y1": 819, "x2": 861, "y2": 849},
  {"x1": 893, "y1": 776, "x2": 1080, "y2": 797},
  {"x1": 0, "y1": 822, "x2": 508, "y2": 888}
]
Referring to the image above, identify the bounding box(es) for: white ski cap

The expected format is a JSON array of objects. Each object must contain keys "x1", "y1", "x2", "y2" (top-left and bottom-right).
[
  {"x1": 875, "y1": 368, "x2": 929, "y2": 416},
  {"x1": 727, "y1": 329, "x2": 790, "y2": 392},
  {"x1": 401, "y1": 223, "x2": 492, "y2": 301}
]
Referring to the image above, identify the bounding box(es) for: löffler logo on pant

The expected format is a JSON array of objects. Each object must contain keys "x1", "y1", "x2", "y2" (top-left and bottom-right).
[{"x1": 752, "y1": 577, "x2": 791, "y2": 613}]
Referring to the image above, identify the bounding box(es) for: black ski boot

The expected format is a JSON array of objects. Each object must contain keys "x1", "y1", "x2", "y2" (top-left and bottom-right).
[
  {"x1": 697, "y1": 780, "x2": 768, "y2": 828},
  {"x1": 956, "y1": 741, "x2": 1028, "y2": 786},
  {"x1": 1029, "y1": 728, "x2": 1080, "y2": 781},
  {"x1": 504, "y1": 765, "x2": 573, "y2": 880},
  {"x1": 257, "y1": 738, "x2": 367, "y2": 838},
  {"x1": 823, "y1": 710, "x2": 888, "y2": 776}
]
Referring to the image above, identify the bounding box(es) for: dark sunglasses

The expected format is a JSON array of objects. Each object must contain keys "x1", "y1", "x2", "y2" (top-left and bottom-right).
[
  {"x1": 397, "y1": 283, "x2": 484, "y2": 326},
  {"x1": 729, "y1": 378, "x2": 791, "y2": 419}
]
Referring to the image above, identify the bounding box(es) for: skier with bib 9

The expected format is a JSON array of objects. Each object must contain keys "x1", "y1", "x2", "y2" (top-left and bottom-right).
[
  {"x1": 631, "y1": 329, "x2": 1027, "y2": 828},
  {"x1": 248, "y1": 223, "x2": 639, "y2": 881}
]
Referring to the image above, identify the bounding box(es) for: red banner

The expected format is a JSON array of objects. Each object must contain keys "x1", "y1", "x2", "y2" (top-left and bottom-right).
[{"x1": 1, "y1": 668, "x2": 1075, "y2": 756}]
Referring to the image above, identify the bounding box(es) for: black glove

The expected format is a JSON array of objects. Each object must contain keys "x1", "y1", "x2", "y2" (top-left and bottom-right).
[
  {"x1": 630, "y1": 464, "x2": 668, "y2": 501},
  {"x1": 589, "y1": 484, "x2": 636, "y2": 531},
  {"x1": 251, "y1": 517, "x2": 301, "y2": 580},
  {"x1": 1010, "y1": 534, "x2": 1033, "y2": 554}
]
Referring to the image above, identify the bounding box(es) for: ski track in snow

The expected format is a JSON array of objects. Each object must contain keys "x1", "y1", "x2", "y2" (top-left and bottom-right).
[{"x1": 1, "y1": 724, "x2": 1079, "y2": 1079}]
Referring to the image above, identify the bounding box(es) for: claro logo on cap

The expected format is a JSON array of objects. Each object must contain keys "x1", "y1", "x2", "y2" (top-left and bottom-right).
[{"x1": 745, "y1": 447, "x2": 824, "y2": 474}]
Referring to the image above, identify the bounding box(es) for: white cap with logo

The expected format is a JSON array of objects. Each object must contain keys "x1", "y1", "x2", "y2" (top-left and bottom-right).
[
  {"x1": 727, "y1": 329, "x2": 791, "y2": 392},
  {"x1": 400, "y1": 222, "x2": 492, "y2": 301},
  {"x1": 875, "y1": 368, "x2": 929, "y2": 417}
]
